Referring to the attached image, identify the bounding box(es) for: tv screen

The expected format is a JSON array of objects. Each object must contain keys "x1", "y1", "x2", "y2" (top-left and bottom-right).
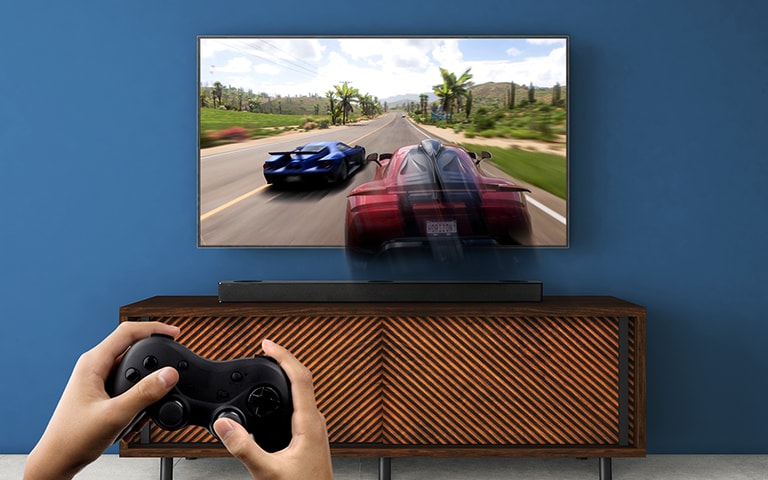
[{"x1": 198, "y1": 36, "x2": 568, "y2": 260}]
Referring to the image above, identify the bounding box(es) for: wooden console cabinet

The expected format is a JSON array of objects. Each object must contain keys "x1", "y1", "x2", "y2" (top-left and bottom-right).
[{"x1": 117, "y1": 296, "x2": 645, "y2": 480}]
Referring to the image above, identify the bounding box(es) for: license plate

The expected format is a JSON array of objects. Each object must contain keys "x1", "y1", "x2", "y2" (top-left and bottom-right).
[
  {"x1": 285, "y1": 175, "x2": 301, "y2": 182},
  {"x1": 426, "y1": 220, "x2": 457, "y2": 236}
]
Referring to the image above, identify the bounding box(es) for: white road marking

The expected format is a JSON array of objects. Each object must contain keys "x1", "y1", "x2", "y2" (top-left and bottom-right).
[{"x1": 527, "y1": 196, "x2": 567, "y2": 225}]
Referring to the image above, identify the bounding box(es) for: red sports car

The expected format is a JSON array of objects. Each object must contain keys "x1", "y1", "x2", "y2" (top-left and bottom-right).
[{"x1": 345, "y1": 139, "x2": 532, "y2": 255}]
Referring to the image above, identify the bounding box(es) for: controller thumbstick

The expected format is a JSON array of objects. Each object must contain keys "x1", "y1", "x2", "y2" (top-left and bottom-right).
[
  {"x1": 211, "y1": 409, "x2": 245, "y2": 441},
  {"x1": 216, "y1": 409, "x2": 244, "y2": 426},
  {"x1": 247, "y1": 386, "x2": 282, "y2": 418},
  {"x1": 156, "y1": 400, "x2": 186, "y2": 429}
]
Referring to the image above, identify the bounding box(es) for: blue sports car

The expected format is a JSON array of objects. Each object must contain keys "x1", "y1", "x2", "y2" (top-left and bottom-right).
[{"x1": 263, "y1": 141, "x2": 366, "y2": 186}]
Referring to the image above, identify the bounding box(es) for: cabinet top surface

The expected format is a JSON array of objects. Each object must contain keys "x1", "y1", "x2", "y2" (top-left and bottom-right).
[{"x1": 120, "y1": 295, "x2": 645, "y2": 317}]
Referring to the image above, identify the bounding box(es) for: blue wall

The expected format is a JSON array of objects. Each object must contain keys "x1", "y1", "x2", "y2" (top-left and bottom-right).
[{"x1": 1, "y1": 0, "x2": 766, "y2": 454}]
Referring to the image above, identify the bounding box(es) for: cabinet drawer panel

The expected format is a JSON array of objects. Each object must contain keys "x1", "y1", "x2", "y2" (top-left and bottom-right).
[
  {"x1": 383, "y1": 315, "x2": 624, "y2": 446},
  {"x1": 122, "y1": 314, "x2": 382, "y2": 448}
]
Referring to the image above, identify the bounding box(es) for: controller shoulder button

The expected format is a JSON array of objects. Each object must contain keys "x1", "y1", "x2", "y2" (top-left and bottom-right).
[{"x1": 150, "y1": 333, "x2": 175, "y2": 340}]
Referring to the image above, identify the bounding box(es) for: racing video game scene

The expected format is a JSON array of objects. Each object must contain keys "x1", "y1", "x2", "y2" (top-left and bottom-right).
[{"x1": 198, "y1": 37, "x2": 568, "y2": 258}]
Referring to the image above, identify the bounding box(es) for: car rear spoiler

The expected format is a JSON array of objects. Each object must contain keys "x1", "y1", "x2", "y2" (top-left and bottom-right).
[
  {"x1": 366, "y1": 152, "x2": 393, "y2": 166},
  {"x1": 348, "y1": 183, "x2": 531, "y2": 197},
  {"x1": 494, "y1": 184, "x2": 531, "y2": 193},
  {"x1": 268, "y1": 147, "x2": 329, "y2": 156}
]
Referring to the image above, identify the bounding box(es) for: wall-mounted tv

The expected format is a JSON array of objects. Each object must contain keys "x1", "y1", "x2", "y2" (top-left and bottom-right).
[{"x1": 198, "y1": 36, "x2": 568, "y2": 261}]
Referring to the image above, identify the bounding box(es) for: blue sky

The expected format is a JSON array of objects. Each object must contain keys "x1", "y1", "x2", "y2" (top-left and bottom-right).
[{"x1": 199, "y1": 37, "x2": 567, "y2": 100}]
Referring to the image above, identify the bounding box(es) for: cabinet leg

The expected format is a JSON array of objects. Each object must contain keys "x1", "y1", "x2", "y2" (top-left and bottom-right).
[
  {"x1": 598, "y1": 457, "x2": 612, "y2": 480},
  {"x1": 160, "y1": 457, "x2": 173, "y2": 480},
  {"x1": 378, "y1": 457, "x2": 391, "y2": 480}
]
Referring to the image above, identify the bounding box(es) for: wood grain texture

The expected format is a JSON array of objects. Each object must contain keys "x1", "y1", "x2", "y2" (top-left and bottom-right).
[
  {"x1": 117, "y1": 296, "x2": 645, "y2": 458},
  {"x1": 128, "y1": 313, "x2": 383, "y2": 447},
  {"x1": 382, "y1": 314, "x2": 624, "y2": 446}
]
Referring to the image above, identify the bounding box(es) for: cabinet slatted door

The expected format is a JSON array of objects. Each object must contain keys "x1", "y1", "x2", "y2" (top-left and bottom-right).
[
  {"x1": 122, "y1": 311, "x2": 383, "y2": 454},
  {"x1": 382, "y1": 314, "x2": 634, "y2": 447}
]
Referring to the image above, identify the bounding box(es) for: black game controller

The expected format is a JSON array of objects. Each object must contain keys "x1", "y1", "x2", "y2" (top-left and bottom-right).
[{"x1": 107, "y1": 334, "x2": 292, "y2": 452}]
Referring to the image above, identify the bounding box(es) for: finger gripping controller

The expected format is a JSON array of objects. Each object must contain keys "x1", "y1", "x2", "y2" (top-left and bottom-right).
[{"x1": 107, "y1": 334, "x2": 293, "y2": 452}]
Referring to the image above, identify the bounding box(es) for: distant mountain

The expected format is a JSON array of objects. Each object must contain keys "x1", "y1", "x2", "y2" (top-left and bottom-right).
[
  {"x1": 382, "y1": 82, "x2": 566, "y2": 110},
  {"x1": 382, "y1": 93, "x2": 438, "y2": 107}
]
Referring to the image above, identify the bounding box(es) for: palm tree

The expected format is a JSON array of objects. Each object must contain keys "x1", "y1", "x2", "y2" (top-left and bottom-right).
[
  {"x1": 334, "y1": 82, "x2": 360, "y2": 125},
  {"x1": 465, "y1": 91, "x2": 473, "y2": 120},
  {"x1": 507, "y1": 81, "x2": 516, "y2": 109},
  {"x1": 325, "y1": 90, "x2": 340, "y2": 125},
  {"x1": 433, "y1": 76, "x2": 452, "y2": 119},
  {"x1": 212, "y1": 81, "x2": 223, "y2": 109},
  {"x1": 419, "y1": 94, "x2": 429, "y2": 116},
  {"x1": 433, "y1": 67, "x2": 473, "y2": 122},
  {"x1": 450, "y1": 67, "x2": 473, "y2": 115},
  {"x1": 359, "y1": 93, "x2": 374, "y2": 117}
]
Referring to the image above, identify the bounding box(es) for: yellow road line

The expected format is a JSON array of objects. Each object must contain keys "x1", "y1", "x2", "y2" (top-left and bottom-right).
[
  {"x1": 200, "y1": 114, "x2": 397, "y2": 222},
  {"x1": 200, "y1": 184, "x2": 269, "y2": 222}
]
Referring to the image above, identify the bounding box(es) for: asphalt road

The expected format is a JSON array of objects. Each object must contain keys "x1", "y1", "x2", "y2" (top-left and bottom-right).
[{"x1": 199, "y1": 112, "x2": 567, "y2": 247}]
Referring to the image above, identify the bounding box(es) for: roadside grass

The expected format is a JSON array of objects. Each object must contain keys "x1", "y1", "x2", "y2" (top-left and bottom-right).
[
  {"x1": 199, "y1": 109, "x2": 330, "y2": 147},
  {"x1": 201, "y1": 108, "x2": 311, "y2": 130},
  {"x1": 461, "y1": 144, "x2": 567, "y2": 199},
  {"x1": 424, "y1": 104, "x2": 567, "y2": 142}
]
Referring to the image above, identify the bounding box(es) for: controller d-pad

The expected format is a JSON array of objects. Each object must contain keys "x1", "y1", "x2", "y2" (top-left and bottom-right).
[{"x1": 247, "y1": 386, "x2": 281, "y2": 418}]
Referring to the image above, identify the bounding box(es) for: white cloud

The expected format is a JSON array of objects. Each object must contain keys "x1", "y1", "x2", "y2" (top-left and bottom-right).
[
  {"x1": 218, "y1": 57, "x2": 253, "y2": 74},
  {"x1": 199, "y1": 37, "x2": 567, "y2": 98},
  {"x1": 431, "y1": 39, "x2": 464, "y2": 71},
  {"x1": 254, "y1": 63, "x2": 281, "y2": 75}
]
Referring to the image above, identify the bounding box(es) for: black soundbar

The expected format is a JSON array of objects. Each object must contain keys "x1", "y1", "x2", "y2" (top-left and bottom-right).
[{"x1": 218, "y1": 280, "x2": 542, "y2": 303}]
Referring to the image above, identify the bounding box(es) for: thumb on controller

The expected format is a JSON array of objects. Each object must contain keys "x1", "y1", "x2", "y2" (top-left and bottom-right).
[
  {"x1": 214, "y1": 417, "x2": 272, "y2": 475},
  {"x1": 112, "y1": 367, "x2": 179, "y2": 420}
]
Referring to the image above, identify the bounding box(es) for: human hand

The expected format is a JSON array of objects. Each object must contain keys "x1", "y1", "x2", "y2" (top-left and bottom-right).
[
  {"x1": 213, "y1": 339, "x2": 333, "y2": 480},
  {"x1": 24, "y1": 322, "x2": 181, "y2": 480}
]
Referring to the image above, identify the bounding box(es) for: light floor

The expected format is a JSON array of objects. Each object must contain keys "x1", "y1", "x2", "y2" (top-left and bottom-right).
[{"x1": 2, "y1": 455, "x2": 767, "y2": 480}]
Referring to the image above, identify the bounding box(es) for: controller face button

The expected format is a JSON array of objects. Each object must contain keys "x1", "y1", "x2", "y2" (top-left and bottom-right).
[
  {"x1": 177, "y1": 360, "x2": 189, "y2": 371},
  {"x1": 217, "y1": 390, "x2": 230, "y2": 400},
  {"x1": 231, "y1": 371, "x2": 243, "y2": 382},
  {"x1": 143, "y1": 355, "x2": 159, "y2": 370},
  {"x1": 125, "y1": 368, "x2": 141, "y2": 382},
  {"x1": 248, "y1": 386, "x2": 281, "y2": 418},
  {"x1": 157, "y1": 400, "x2": 186, "y2": 429}
]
